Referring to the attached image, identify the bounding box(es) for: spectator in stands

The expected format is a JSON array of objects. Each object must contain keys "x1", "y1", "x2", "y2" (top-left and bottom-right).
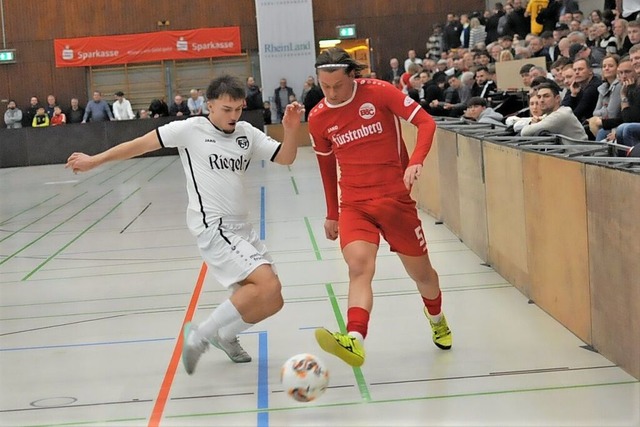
[
  {"x1": 302, "y1": 80, "x2": 324, "y2": 121},
  {"x1": 300, "y1": 75, "x2": 316, "y2": 105},
  {"x1": 529, "y1": 36, "x2": 552, "y2": 65},
  {"x1": 273, "y1": 78, "x2": 295, "y2": 123},
  {"x1": 443, "y1": 74, "x2": 465, "y2": 117},
  {"x1": 424, "y1": 72, "x2": 448, "y2": 116},
  {"x1": 83, "y1": 91, "x2": 114, "y2": 123},
  {"x1": 263, "y1": 101, "x2": 272, "y2": 125},
  {"x1": 612, "y1": 19, "x2": 633, "y2": 57},
  {"x1": 22, "y1": 96, "x2": 40, "y2": 128},
  {"x1": 138, "y1": 109, "x2": 151, "y2": 119},
  {"x1": 244, "y1": 78, "x2": 263, "y2": 111},
  {"x1": 149, "y1": 97, "x2": 169, "y2": 118},
  {"x1": 563, "y1": 58, "x2": 602, "y2": 122},
  {"x1": 485, "y1": 2, "x2": 505, "y2": 44},
  {"x1": 50, "y1": 105, "x2": 66, "y2": 126},
  {"x1": 112, "y1": 91, "x2": 135, "y2": 120},
  {"x1": 32, "y1": 107, "x2": 50, "y2": 127},
  {"x1": 45, "y1": 95, "x2": 57, "y2": 118},
  {"x1": 188, "y1": 88, "x2": 206, "y2": 115},
  {"x1": 169, "y1": 94, "x2": 191, "y2": 117},
  {"x1": 404, "y1": 49, "x2": 423, "y2": 72},
  {"x1": 426, "y1": 24, "x2": 444, "y2": 60},
  {"x1": 587, "y1": 54, "x2": 622, "y2": 140},
  {"x1": 499, "y1": 49, "x2": 514, "y2": 61},
  {"x1": 521, "y1": 82, "x2": 588, "y2": 139},
  {"x1": 505, "y1": 0, "x2": 529, "y2": 39},
  {"x1": 569, "y1": 43, "x2": 604, "y2": 73},
  {"x1": 443, "y1": 13, "x2": 462, "y2": 52},
  {"x1": 383, "y1": 58, "x2": 404, "y2": 84},
  {"x1": 519, "y1": 63, "x2": 536, "y2": 88},
  {"x1": 4, "y1": 100, "x2": 22, "y2": 129},
  {"x1": 505, "y1": 93, "x2": 543, "y2": 133},
  {"x1": 464, "y1": 96, "x2": 504, "y2": 124},
  {"x1": 595, "y1": 22, "x2": 618, "y2": 55},
  {"x1": 66, "y1": 98, "x2": 85, "y2": 124},
  {"x1": 472, "y1": 66, "x2": 497, "y2": 98},
  {"x1": 525, "y1": 0, "x2": 548, "y2": 35},
  {"x1": 459, "y1": 14, "x2": 471, "y2": 49},
  {"x1": 469, "y1": 17, "x2": 487, "y2": 49}
]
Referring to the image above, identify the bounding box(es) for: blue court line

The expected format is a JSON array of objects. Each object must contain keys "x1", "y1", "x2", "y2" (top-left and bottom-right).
[
  {"x1": 257, "y1": 331, "x2": 269, "y2": 427},
  {"x1": 260, "y1": 186, "x2": 266, "y2": 240},
  {"x1": 0, "y1": 337, "x2": 174, "y2": 352}
]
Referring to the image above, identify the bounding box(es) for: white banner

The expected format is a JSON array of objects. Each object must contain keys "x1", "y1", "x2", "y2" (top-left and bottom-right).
[{"x1": 255, "y1": 0, "x2": 316, "y2": 122}]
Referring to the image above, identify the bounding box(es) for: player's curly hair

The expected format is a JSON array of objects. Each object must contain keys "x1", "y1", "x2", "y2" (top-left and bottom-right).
[
  {"x1": 315, "y1": 47, "x2": 367, "y2": 77},
  {"x1": 206, "y1": 75, "x2": 246, "y2": 101}
]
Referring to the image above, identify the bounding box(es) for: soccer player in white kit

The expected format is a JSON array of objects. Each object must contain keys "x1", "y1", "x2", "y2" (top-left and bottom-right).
[{"x1": 66, "y1": 75, "x2": 305, "y2": 375}]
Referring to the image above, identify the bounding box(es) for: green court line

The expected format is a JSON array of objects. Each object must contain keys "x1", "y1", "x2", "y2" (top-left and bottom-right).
[
  {"x1": 290, "y1": 176, "x2": 299, "y2": 195},
  {"x1": 22, "y1": 188, "x2": 141, "y2": 281},
  {"x1": 0, "y1": 193, "x2": 59, "y2": 226},
  {"x1": 23, "y1": 380, "x2": 638, "y2": 426},
  {"x1": 303, "y1": 216, "x2": 372, "y2": 402},
  {"x1": 0, "y1": 192, "x2": 88, "y2": 244},
  {"x1": 0, "y1": 190, "x2": 114, "y2": 267}
]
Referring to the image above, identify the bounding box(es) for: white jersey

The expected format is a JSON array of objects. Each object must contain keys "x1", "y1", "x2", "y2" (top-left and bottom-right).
[{"x1": 157, "y1": 117, "x2": 281, "y2": 236}]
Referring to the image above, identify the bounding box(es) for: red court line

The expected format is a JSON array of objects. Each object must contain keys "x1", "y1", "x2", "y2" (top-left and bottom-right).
[{"x1": 148, "y1": 262, "x2": 208, "y2": 427}]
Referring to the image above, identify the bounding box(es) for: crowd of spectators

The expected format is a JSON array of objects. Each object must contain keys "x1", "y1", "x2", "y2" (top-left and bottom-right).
[{"x1": 374, "y1": 0, "x2": 640, "y2": 154}]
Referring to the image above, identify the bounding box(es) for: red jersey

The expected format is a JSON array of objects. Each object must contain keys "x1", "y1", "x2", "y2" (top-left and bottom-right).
[{"x1": 308, "y1": 78, "x2": 436, "y2": 220}]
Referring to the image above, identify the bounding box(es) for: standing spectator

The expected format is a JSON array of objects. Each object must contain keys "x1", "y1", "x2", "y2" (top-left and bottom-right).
[
  {"x1": 66, "y1": 98, "x2": 85, "y2": 124},
  {"x1": 50, "y1": 106, "x2": 66, "y2": 126},
  {"x1": 273, "y1": 78, "x2": 295, "y2": 123},
  {"x1": 485, "y1": 3, "x2": 505, "y2": 44},
  {"x1": 82, "y1": 91, "x2": 114, "y2": 123},
  {"x1": 525, "y1": 0, "x2": 549, "y2": 35},
  {"x1": 22, "y1": 96, "x2": 40, "y2": 128},
  {"x1": 4, "y1": 100, "x2": 22, "y2": 129},
  {"x1": 308, "y1": 47, "x2": 452, "y2": 368},
  {"x1": 244, "y1": 78, "x2": 263, "y2": 111},
  {"x1": 460, "y1": 14, "x2": 471, "y2": 49},
  {"x1": 169, "y1": 94, "x2": 191, "y2": 117},
  {"x1": 302, "y1": 81, "x2": 324, "y2": 121},
  {"x1": 443, "y1": 13, "x2": 462, "y2": 52},
  {"x1": 188, "y1": 88, "x2": 206, "y2": 115},
  {"x1": 426, "y1": 24, "x2": 444, "y2": 60},
  {"x1": 262, "y1": 101, "x2": 272, "y2": 125},
  {"x1": 112, "y1": 91, "x2": 135, "y2": 120},
  {"x1": 299, "y1": 75, "x2": 316, "y2": 105},
  {"x1": 383, "y1": 58, "x2": 404, "y2": 84},
  {"x1": 469, "y1": 17, "x2": 488, "y2": 49},
  {"x1": 32, "y1": 107, "x2": 50, "y2": 127},
  {"x1": 618, "y1": 0, "x2": 640, "y2": 21},
  {"x1": 505, "y1": 0, "x2": 530, "y2": 39},
  {"x1": 45, "y1": 95, "x2": 57, "y2": 118}
]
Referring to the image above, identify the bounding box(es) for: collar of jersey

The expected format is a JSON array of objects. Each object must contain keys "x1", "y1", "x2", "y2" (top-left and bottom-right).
[{"x1": 324, "y1": 80, "x2": 358, "y2": 109}]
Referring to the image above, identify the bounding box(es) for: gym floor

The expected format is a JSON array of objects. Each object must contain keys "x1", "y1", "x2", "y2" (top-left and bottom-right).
[{"x1": 1, "y1": 147, "x2": 638, "y2": 426}]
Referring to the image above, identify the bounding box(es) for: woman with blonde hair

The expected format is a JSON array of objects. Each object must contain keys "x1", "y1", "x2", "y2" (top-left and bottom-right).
[
  {"x1": 499, "y1": 49, "x2": 514, "y2": 61},
  {"x1": 469, "y1": 17, "x2": 487, "y2": 49}
]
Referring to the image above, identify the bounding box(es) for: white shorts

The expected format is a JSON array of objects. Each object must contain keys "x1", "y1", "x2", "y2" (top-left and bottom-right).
[{"x1": 196, "y1": 218, "x2": 275, "y2": 289}]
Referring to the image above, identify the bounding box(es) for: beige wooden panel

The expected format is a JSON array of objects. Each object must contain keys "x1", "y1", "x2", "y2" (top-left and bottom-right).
[
  {"x1": 586, "y1": 165, "x2": 640, "y2": 380},
  {"x1": 522, "y1": 153, "x2": 591, "y2": 343},
  {"x1": 437, "y1": 129, "x2": 460, "y2": 236},
  {"x1": 484, "y1": 142, "x2": 530, "y2": 294},
  {"x1": 457, "y1": 135, "x2": 488, "y2": 261},
  {"x1": 401, "y1": 122, "x2": 421, "y2": 204},
  {"x1": 266, "y1": 123, "x2": 311, "y2": 146},
  {"x1": 418, "y1": 127, "x2": 442, "y2": 220}
]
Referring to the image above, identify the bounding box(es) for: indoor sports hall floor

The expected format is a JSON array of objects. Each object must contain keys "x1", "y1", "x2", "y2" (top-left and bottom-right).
[{"x1": 1, "y1": 147, "x2": 638, "y2": 427}]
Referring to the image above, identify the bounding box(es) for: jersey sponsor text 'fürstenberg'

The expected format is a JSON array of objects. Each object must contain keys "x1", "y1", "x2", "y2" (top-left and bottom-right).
[{"x1": 331, "y1": 122, "x2": 383, "y2": 146}]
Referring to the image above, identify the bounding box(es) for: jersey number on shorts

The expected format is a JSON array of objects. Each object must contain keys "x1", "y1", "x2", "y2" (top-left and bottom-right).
[{"x1": 414, "y1": 226, "x2": 427, "y2": 252}]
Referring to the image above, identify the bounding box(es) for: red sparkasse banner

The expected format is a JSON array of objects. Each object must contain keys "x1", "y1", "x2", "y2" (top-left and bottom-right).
[{"x1": 54, "y1": 27, "x2": 241, "y2": 67}]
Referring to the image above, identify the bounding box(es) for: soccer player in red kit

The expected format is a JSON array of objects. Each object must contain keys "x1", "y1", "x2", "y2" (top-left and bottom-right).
[{"x1": 308, "y1": 47, "x2": 452, "y2": 367}]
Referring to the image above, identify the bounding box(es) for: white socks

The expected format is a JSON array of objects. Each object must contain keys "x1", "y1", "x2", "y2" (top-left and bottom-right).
[
  {"x1": 348, "y1": 331, "x2": 364, "y2": 343},
  {"x1": 198, "y1": 299, "x2": 253, "y2": 342}
]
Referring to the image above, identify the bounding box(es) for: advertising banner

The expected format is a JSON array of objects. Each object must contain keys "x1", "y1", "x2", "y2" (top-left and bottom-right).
[
  {"x1": 54, "y1": 27, "x2": 241, "y2": 67},
  {"x1": 255, "y1": 0, "x2": 316, "y2": 122}
]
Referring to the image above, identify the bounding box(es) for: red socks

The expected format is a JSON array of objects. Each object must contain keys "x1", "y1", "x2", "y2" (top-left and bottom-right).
[
  {"x1": 422, "y1": 292, "x2": 442, "y2": 316},
  {"x1": 346, "y1": 307, "x2": 370, "y2": 339}
]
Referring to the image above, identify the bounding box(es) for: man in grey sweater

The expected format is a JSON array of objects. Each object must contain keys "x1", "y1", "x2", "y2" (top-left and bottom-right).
[{"x1": 520, "y1": 82, "x2": 588, "y2": 140}]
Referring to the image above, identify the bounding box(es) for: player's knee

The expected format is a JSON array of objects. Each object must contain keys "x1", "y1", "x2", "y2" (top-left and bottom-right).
[{"x1": 346, "y1": 254, "x2": 375, "y2": 278}]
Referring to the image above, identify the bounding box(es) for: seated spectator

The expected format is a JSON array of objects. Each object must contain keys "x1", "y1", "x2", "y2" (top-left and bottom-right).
[
  {"x1": 563, "y1": 58, "x2": 602, "y2": 123},
  {"x1": 4, "y1": 100, "x2": 23, "y2": 129},
  {"x1": 587, "y1": 54, "x2": 622, "y2": 140},
  {"x1": 149, "y1": 97, "x2": 169, "y2": 118},
  {"x1": 66, "y1": 98, "x2": 85, "y2": 124},
  {"x1": 169, "y1": 94, "x2": 191, "y2": 117},
  {"x1": 519, "y1": 63, "x2": 536, "y2": 88},
  {"x1": 464, "y1": 96, "x2": 504, "y2": 125},
  {"x1": 138, "y1": 109, "x2": 151, "y2": 119},
  {"x1": 112, "y1": 91, "x2": 135, "y2": 120},
  {"x1": 569, "y1": 43, "x2": 604, "y2": 75},
  {"x1": 505, "y1": 92, "x2": 542, "y2": 133},
  {"x1": 50, "y1": 106, "x2": 66, "y2": 126},
  {"x1": 23, "y1": 96, "x2": 40, "y2": 127},
  {"x1": 443, "y1": 74, "x2": 466, "y2": 117},
  {"x1": 424, "y1": 72, "x2": 448, "y2": 116},
  {"x1": 521, "y1": 82, "x2": 588, "y2": 139},
  {"x1": 188, "y1": 88, "x2": 206, "y2": 115},
  {"x1": 83, "y1": 91, "x2": 114, "y2": 123},
  {"x1": 32, "y1": 107, "x2": 50, "y2": 127},
  {"x1": 472, "y1": 66, "x2": 497, "y2": 98}
]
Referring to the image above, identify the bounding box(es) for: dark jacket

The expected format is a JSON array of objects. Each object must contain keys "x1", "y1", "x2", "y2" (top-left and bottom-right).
[
  {"x1": 602, "y1": 84, "x2": 640, "y2": 129},
  {"x1": 303, "y1": 85, "x2": 324, "y2": 121},
  {"x1": 443, "y1": 21, "x2": 462, "y2": 51},
  {"x1": 562, "y1": 75, "x2": 602, "y2": 123},
  {"x1": 245, "y1": 85, "x2": 263, "y2": 110}
]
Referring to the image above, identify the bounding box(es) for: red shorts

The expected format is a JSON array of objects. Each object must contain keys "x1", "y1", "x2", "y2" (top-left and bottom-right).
[{"x1": 339, "y1": 195, "x2": 428, "y2": 256}]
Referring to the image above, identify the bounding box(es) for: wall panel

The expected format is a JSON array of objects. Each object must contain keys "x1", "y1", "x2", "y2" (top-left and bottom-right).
[{"x1": 437, "y1": 129, "x2": 461, "y2": 236}]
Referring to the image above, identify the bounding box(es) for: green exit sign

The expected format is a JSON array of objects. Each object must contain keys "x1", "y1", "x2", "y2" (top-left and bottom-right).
[
  {"x1": 0, "y1": 49, "x2": 16, "y2": 64},
  {"x1": 337, "y1": 25, "x2": 356, "y2": 39}
]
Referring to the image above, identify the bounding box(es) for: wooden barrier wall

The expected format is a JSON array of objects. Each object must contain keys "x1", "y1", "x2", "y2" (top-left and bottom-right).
[{"x1": 404, "y1": 124, "x2": 639, "y2": 380}]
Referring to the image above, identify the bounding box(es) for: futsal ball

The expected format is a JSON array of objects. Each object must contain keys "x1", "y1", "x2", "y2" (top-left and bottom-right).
[{"x1": 280, "y1": 353, "x2": 329, "y2": 402}]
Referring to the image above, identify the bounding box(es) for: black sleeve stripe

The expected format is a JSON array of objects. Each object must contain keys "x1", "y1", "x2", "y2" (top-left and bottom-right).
[
  {"x1": 270, "y1": 143, "x2": 282, "y2": 162},
  {"x1": 156, "y1": 128, "x2": 165, "y2": 148},
  {"x1": 184, "y1": 148, "x2": 208, "y2": 229}
]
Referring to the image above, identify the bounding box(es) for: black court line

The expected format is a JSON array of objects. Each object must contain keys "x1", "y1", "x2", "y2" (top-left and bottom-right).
[{"x1": 120, "y1": 202, "x2": 152, "y2": 233}]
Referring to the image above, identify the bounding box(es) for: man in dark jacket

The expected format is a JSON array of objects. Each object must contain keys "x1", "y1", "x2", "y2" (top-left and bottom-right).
[
  {"x1": 562, "y1": 58, "x2": 602, "y2": 123},
  {"x1": 245, "y1": 76, "x2": 263, "y2": 110},
  {"x1": 443, "y1": 14, "x2": 462, "y2": 52}
]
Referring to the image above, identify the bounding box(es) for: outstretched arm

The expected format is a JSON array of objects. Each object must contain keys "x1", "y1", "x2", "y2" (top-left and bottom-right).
[
  {"x1": 273, "y1": 102, "x2": 305, "y2": 165},
  {"x1": 66, "y1": 130, "x2": 162, "y2": 173}
]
